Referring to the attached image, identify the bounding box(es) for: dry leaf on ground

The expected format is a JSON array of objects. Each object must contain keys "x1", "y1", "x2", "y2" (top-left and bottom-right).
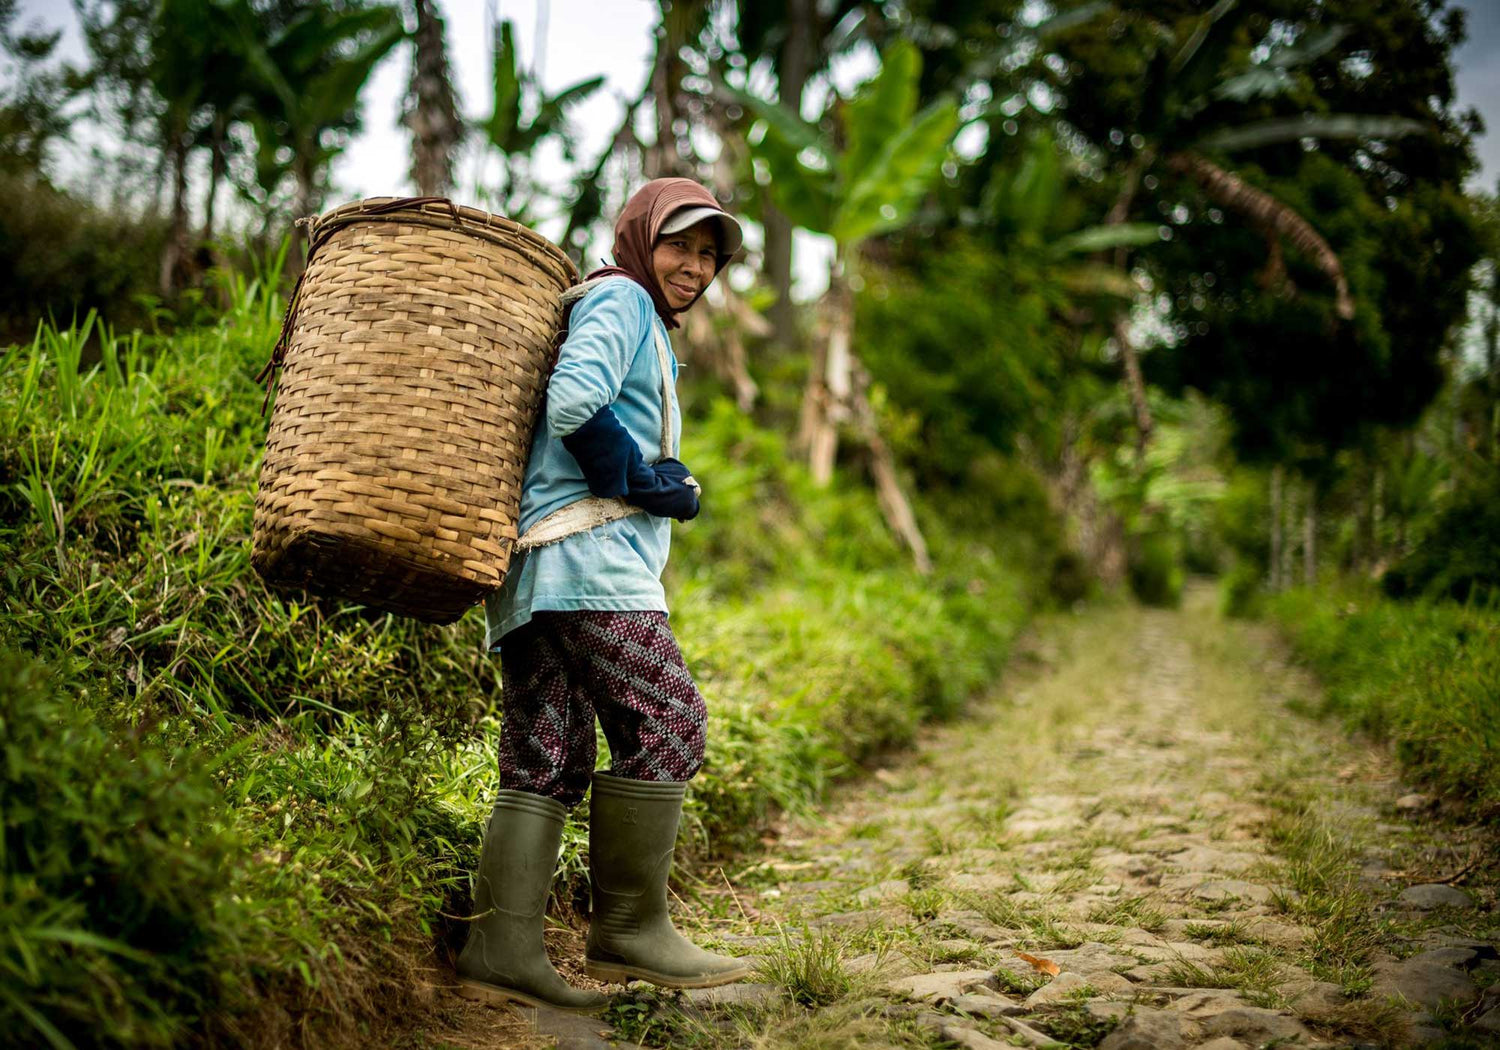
[{"x1": 1014, "y1": 950, "x2": 1060, "y2": 976}]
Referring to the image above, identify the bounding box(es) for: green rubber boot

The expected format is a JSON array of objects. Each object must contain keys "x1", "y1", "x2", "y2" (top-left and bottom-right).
[
  {"x1": 584, "y1": 772, "x2": 752, "y2": 989},
  {"x1": 456, "y1": 790, "x2": 608, "y2": 1012}
]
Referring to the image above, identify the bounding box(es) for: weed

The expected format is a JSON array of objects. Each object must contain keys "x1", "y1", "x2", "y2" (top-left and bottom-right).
[
  {"x1": 754, "y1": 928, "x2": 854, "y2": 1007},
  {"x1": 992, "y1": 966, "x2": 1046, "y2": 996},
  {"x1": 1158, "y1": 958, "x2": 1227, "y2": 988},
  {"x1": 1039, "y1": 1001, "x2": 1122, "y2": 1047},
  {"x1": 904, "y1": 887, "x2": 949, "y2": 922},
  {"x1": 1087, "y1": 895, "x2": 1167, "y2": 933}
]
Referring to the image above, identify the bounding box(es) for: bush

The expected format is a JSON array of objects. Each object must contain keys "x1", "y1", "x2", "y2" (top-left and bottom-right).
[
  {"x1": 0, "y1": 176, "x2": 173, "y2": 341},
  {"x1": 1219, "y1": 559, "x2": 1264, "y2": 619},
  {"x1": 1382, "y1": 472, "x2": 1500, "y2": 602},
  {"x1": 1127, "y1": 531, "x2": 1183, "y2": 607},
  {"x1": 1270, "y1": 587, "x2": 1500, "y2": 814},
  {"x1": 0, "y1": 649, "x2": 241, "y2": 1048}
]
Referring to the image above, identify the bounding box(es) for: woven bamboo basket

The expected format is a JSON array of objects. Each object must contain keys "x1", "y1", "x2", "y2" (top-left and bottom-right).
[{"x1": 251, "y1": 197, "x2": 577, "y2": 624}]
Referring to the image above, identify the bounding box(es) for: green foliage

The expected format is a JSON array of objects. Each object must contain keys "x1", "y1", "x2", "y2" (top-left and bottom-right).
[
  {"x1": 1127, "y1": 531, "x2": 1184, "y2": 608},
  {"x1": 735, "y1": 38, "x2": 960, "y2": 250},
  {"x1": 854, "y1": 232, "x2": 1068, "y2": 464},
  {"x1": 0, "y1": 176, "x2": 171, "y2": 340},
  {"x1": 0, "y1": 649, "x2": 239, "y2": 1050},
  {"x1": 1270, "y1": 587, "x2": 1500, "y2": 814},
  {"x1": 0, "y1": 264, "x2": 1034, "y2": 1039},
  {"x1": 755, "y1": 927, "x2": 852, "y2": 1007},
  {"x1": 1219, "y1": 559, "x2": 1264, "y2": 619},
  {"x1": 1383, "y1": 471, "x2": 1500, "y2": 602}
]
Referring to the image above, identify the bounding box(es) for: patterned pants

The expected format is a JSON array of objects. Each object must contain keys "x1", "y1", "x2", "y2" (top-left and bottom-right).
[{"x1": 497, "y1": 610, "x2": 708, "y2": 808}]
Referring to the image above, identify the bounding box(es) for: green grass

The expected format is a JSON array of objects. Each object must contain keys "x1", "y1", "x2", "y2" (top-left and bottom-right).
[
  {"x1": 1268, "y1": 587, "x2": 1500, "y2": 815},
  {"x1": 0, "y1": 278, "x2": 1040, "y2": 1046},
  {"x1": 754, "y1": 928, "x2": 853, "y2": 1007}
]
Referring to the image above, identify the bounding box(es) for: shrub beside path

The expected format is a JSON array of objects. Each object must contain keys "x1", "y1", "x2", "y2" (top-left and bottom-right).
[{"x1": 466, "y1": 590, "x2": 1499, "y2": 1048}]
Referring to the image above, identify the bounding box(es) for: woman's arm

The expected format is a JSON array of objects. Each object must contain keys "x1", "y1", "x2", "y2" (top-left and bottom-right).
[{"x1": 544, "y1": 281, "x2": 651, "y2": 439}]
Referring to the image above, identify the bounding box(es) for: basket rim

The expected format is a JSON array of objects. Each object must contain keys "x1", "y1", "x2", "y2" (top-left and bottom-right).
[{"x1": 310, "y1": 196, "x2": 579, "y2": 289}]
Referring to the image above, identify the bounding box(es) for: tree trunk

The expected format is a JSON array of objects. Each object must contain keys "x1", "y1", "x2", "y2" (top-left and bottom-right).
[
  {"x1": 158, "y1": 133, "x2": 189, "y2": 297},
  {"x1": 805, "y1": 263, "x2": 853, "y2": 485},
  {"x1": 853, "y1": 362, "x2": 930, "y2": 574},
  {"x1": 1167, "y1": 151, "x2": 1354, "y2": 320},
  {"x1": 1113, "y1": 316, "x2": 1153, "y2": 459},
  {"x1": 1303, "y1": 488, "x2": 1316, "y2": 588},
  {"x1": 1280, "y1": 477, "x2": 1297, "y2": 590},
  {"x1": 763, "y1": 0, "x2": 815, "y2": 351},
  {"x1": 405, "y1": 0, "x2": 463, "y2": 197},
  {"x1": 1372, "y1": 465, "x2": 1384, "y2": 570},
  {"x1": 201, "y1": 116, "x2": 226, "y2": 241},
  {"x1": 1269, "y1": 465, "x2": 1283, "y2": 591},
  {"x1": 646, "y1": 0, "x2": 699, "y2": 178},
  {"x1": 1102, "y1": 150, "x2": 1154, "y2": 453}
]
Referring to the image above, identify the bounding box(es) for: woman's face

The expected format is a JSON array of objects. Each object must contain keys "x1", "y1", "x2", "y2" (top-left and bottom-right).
[{"x1": 652, "y1": 220, "x2": 720, "y2": 310}]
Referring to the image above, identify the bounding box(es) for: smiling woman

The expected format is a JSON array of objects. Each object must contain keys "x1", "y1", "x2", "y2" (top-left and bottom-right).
[{"x1": 455, "y1": 177, "x2": 753, "y2": 1012}]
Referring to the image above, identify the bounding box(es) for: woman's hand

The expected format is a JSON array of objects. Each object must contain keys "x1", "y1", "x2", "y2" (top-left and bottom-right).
[
  {"x1": 626, "y1": 457, "x2": 700, "y2": 521},
  {"x1": 561, "y1": 407, "x2": 700, "y2": 520}
]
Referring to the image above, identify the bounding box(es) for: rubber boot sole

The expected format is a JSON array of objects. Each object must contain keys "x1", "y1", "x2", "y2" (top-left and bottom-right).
[
  {"x1": 584, "y1": 959, "x2": 753, "y2": 989},
  {"x1": 456, "y1": 977, "x2": 605, "y2": 1013}
]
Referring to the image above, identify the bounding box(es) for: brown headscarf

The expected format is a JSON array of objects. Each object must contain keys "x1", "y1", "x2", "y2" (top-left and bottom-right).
[{"x1": 585, "y1": 178, "x2": 735, "y2": 330}]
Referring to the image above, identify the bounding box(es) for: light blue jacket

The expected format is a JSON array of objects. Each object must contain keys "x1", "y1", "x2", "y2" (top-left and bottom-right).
[{"x1": 484, "y1": 277, "x2": 682, "y2": 649}]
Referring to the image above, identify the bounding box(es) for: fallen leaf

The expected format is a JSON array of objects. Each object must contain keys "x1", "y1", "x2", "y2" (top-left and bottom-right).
[{"x1": 1015, "y1": 950, "x2": 1060, "y2": 976}]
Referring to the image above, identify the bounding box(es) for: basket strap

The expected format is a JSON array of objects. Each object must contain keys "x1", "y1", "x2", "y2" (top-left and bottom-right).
[{"x1": 513, "y1": 286, "x2": 682, "y2": 554}]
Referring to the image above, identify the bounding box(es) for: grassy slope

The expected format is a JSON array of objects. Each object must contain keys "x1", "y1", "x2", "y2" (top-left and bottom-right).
[
  {"x1": 1268, "y1": 586, "x2": 1500, "y2": 816},
  {"x1": 0, "y1": 279, "x2": 1039, "y2": 1047}
]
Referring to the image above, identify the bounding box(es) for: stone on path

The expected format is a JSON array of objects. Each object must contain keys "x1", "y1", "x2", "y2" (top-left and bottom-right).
[
  {"x1": 1372, "y1": 954, "x2": 1479, "y2": 1008},
  {"x1": 527, "y1": 1004, "x2": 638, "y2": 1050},
  {"x1": 1098, "y1": 1009, "x2": 1186, "y2": 1050},
  {"x1": 845, "y1": 950, "x2": 922, "y2": 977},
  {"x1": 856, "y1": 878, "x2": 910, "y2": 904},
  {"x1": 949, "y1": 991, "x2": 1025, "y2": 1017},
  {"x1": 681, "y1": 982, "x2": 780, "y2": 1008},
  {"x1": 945, "y1": 871, "x2": 1011, "y2": 892},
  {"x1": 1038, "y1": 942, "x2": 1140, "y2": 975},
  {"x1": 1190, "y1": 879, "x2": 1280, "y2": 904},
  {"x1": 937, "y1": 1022, "x2": 1014, "y2": 1050},
  {"x1": 1395, "y1": 793, "x2": 1432, "y2": 812},
  {"x1": 1398, "y1": 883, "x2": 1474, "y2": 910},
  {"x1": 1166, "y1": 845, "x2": 1268, "y2": 874},
  {"x1": 1130, "y1": 940, "x2": 1224, "y2": 965},
  {"x1": 941, "y1": 910, "x2": 1020, "y2": 944},
  {"x1": 1198, "y1": 1005, "x2": 1312, "y2": 1044},
  {"x1": 1194, "y1": 1039, "x2": 1249, "y2": 1050},
  {"x1": 1022, "y1": 970, "x2": 1091, "y2": 1006},
  {"x1": 1277, "y1": 977, "x2": 1349, "y2": 1021},
  {"x1": 885, "y1": 968, "x2": 998, "y2": 1003}
]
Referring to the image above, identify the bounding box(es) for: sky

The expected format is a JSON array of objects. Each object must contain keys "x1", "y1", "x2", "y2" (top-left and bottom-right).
[{"x1": 12, "y1": 0, "x2": 1500, "y2": 294}]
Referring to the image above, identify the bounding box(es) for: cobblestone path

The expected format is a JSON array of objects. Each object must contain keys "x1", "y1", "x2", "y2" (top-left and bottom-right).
[{"x1": 488, "y1": 593, "x2": 1499, "y2": 1049}]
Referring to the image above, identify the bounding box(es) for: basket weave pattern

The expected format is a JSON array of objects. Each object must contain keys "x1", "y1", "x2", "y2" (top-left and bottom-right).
[{"x1": 252, "y1": 198, "x2": 577, "y2": 624}]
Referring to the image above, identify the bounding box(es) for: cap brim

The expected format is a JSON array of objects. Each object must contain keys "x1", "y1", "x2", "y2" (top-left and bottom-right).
[{"x1": 659, "y1": 205, "x2": 743, "y2": 257}]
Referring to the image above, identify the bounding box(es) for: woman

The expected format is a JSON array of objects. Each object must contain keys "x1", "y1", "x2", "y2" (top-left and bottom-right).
[{"x1": 456, "y1": 178, "x2": 750, "y2": 1011}]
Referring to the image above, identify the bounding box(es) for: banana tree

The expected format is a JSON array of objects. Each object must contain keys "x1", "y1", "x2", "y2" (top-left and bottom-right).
[
  {"x1": 734, "y1": 40, "x2": 959, "y2": 472},
  {"x1": 233, "y1": 1, "x2": 407, "y2": 219},
  {"x1": 476, "y1": 19, "x2": 603, "y2": 224}
]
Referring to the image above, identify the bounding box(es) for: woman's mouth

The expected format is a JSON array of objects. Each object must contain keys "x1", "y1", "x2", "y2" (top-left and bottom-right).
[{"x1": 668, "y1": 279, "x2": 698, "y2": 300}]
